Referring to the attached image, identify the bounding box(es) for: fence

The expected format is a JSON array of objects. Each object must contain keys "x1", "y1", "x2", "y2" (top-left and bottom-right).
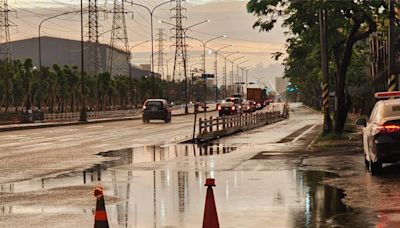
[
  {"x1": 197, "y1": 108, "x2": 289, "y2": 142},
  {"x1": 44, "y1": 110, "x2": 138, "y2": 122}
]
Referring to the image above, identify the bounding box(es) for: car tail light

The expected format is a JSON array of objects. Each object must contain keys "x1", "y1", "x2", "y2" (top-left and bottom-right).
[
  {"x1": 217, "y1": 105, "x2": 221, "y2": 111},
  {"x1": 231, "y1": 106, "x2": 236, "y2": 111},
  {"x1": 247, "y1": 107, "x2": 250, "y2": 110},
  {"x1": 143, "y1": 105, "x2": 146, "y2": 110},
  {"x1": 238, "y1": 105, "x2": 242, "y2": 109},
  {"x1": 374, "y1": 124, "x2": 400, "y2": 134}
]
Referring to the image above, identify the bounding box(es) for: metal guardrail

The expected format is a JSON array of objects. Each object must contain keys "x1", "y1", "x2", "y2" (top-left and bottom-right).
[
  {"x1": 197, "y1": 107, "x2": 289, "y2": 142},
  {"x1": 44, "y1": 110, "x2": 138, "y2": 122}
]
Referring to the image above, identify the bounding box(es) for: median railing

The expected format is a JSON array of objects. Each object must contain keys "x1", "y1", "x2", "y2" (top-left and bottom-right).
[
  {"x1": 197, "y1": 106, "x2": 289, "y2": 142},
  {"x1": 44, "y1": 110, "x2": 138, "y2": 122}
]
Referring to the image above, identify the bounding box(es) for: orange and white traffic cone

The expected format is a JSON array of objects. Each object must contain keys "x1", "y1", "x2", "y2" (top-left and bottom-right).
[
  {"x1": 93, "y1": 187, "x2": 109, "y2": 228},
  {"x1": 202, "y1": 178, "x2": 219, "y2": 228}
]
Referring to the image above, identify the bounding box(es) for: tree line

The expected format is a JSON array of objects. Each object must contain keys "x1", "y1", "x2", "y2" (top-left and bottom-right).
[
  {"x1": 247, "y1": 0, "x2": 388, "y2": 134},
  {"x1": 0, "y1": 58, "x2": 217, "y2": 113}
]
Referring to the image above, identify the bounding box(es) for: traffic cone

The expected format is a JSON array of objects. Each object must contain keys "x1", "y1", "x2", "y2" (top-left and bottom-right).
[
  {"x1": 202, "y1": 178, "x2": 219, "y2": 228},
  {"x1": 93, "y1": 187, "x2": 109, "y2": 228}
]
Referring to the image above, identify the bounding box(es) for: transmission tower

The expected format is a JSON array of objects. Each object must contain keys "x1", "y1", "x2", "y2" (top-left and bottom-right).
[
  {"x1": 0, "y1": 0, "x2": 15, "y2": 61},
  {"x1": 108, "y1": 0, "x2": 130, "y2": 76},
  {"x1": 87, "y1": 0, "x2": 101, "y2": 75},
  {"x1": 171, "y1": 0, "x2": 186, "y2": 81},
  {"x1": 155, "y1": 28, "x2": 166, "y2": 79}
]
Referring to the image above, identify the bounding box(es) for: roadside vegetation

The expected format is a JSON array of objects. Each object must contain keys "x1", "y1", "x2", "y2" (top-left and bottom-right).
[
  {"x1": 0, "y1": 58, "x2": 218, "y2": 114},
  {"x1": 247, "y1": 0, "x2": 388, "y2": 134}
]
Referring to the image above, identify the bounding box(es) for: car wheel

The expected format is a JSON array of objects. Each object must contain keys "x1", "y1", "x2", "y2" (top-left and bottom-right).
[{"x1": 369, "y1": 160, "x2": 382, "y2": 175}]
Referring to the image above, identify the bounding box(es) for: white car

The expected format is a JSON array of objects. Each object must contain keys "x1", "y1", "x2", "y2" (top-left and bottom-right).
[{"x1": 357, "y1": 92, "x2": 400, "y2": 175}]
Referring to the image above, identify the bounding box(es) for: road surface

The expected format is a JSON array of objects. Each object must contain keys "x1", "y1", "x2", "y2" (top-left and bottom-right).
[{"x1": 1, "y1": 103, "x2": 392, "y2": 227}]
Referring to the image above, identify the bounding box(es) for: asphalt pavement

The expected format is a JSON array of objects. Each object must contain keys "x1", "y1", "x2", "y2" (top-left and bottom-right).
[{"x1": 0, "y1": 103, "x2": 388, "y2": 228}]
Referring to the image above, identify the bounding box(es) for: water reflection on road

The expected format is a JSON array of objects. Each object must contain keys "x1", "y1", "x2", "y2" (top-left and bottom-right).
[{"x1": 0, "y1": 143, "x2": 358, "y2": 227}]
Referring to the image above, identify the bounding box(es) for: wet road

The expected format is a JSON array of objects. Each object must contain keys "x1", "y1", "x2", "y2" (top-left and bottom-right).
[{"x1": 0, "y1": 103, "x2": 386, "y2": 227}]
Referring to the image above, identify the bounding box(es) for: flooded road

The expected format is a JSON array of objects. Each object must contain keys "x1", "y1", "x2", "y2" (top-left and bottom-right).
[
  {"x1": 0, "y1": 104, "x2": 380, "y2": 227},
  {"x1": 0, "y1": 145, "x2": 356, "y2": 228}
]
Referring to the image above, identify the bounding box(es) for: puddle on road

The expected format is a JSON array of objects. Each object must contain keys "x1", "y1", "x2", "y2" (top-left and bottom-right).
[
  {"x1": 0, "y1": 143, "x2": 237, "y2": 194},
  {"x1": 0, "y1": 143, "x2": 370, "y2": 227}
]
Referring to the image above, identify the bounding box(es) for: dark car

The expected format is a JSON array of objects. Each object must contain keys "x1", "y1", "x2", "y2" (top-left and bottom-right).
[
  {"x1": 357, "y1": 94, "x2": 400, "y2": 174},
  {"x1": 142, "y1": 99, "x2": 172, "y2": 123}
]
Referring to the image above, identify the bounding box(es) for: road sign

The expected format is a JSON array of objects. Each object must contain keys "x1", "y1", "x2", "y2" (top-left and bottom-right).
[{"x1": 202, "y1": 74, "x2": 214, "y2": 79}]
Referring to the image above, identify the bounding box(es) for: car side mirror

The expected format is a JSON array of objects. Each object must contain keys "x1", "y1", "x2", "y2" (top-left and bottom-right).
[{"x1": 356, "y1": 118, "x2": 367, "y2": 127}]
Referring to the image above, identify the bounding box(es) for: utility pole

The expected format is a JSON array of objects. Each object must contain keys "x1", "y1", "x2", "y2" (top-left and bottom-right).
[
  {"x1": 79, "y1": 0, "x2": 87, "y2": 122},
  {"x1": 108, "y1": 0, "x2": 130, "y2": 77},
  {"x1": 155, "y1": 28, "x2": 166, "y2": 79},
  {"x1": 388, "y1": 0, "x2": 399, "y2": 92},
  {"x1": 319, "y1": 9, "x2": 332, "y2": 134},
  {"x1": 87, "y1": 0, "x2": 101, "y2": 75}
]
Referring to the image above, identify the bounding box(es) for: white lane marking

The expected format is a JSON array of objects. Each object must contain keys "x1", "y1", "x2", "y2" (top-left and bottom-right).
[{"x1": 292, "y1": 121, "x2": 322, "y2": 143}]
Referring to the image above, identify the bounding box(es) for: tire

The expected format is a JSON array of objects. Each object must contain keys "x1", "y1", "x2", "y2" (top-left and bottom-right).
[{"x1": 369, "y1": 160, "x2": 382, "y2": 175}]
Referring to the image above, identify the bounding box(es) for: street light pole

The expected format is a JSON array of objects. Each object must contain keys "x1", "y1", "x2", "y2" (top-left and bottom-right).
[
  {"x1": 229, "y1": 56, "x2": 244, "y2": 95},
  {"x1": 209, "y1": 45, "x2": 232, "y2": 102},
  {"x1": 129, "y1": 40, "x2": 150, "y2": 107},
  {"x1": 38, "y1": 10, "x2": 79, "y2": 74},
  {"x1": 236, "y1": 60, "x2": 248, "y2": 97},
  {"x1": 244, "y1": 67, "x2": 254, "y2": 99},
  {"x1": 220, "y1": 51, "x2": 239, "y2": 97},
  {"x1": 160, "y1": 19, "x2": 210, "y2": 114},
  {"x1": 125, "y1": 0, "x2": 171, "y2": 98}
]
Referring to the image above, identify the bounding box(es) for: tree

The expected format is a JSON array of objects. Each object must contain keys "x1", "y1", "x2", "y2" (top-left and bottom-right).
[{"x1": 247, "y1": 0, "x2": 387, "y2": 134}]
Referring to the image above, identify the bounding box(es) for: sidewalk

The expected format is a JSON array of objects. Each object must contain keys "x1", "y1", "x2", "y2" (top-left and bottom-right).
[{"x1": 0, "y1": 105, "x2": 217, "y2": 132}]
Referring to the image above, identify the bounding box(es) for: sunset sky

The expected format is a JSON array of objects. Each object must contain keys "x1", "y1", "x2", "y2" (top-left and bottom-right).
[{"x1": 10, "y1": 0, "x2": 287, "y2": 87}]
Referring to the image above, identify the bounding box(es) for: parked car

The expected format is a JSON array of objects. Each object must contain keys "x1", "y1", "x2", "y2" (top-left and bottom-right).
[
  {"x1": 356, "y1": 92, "x2": 400, "y2": 174},
  {"x1": 142, "y1": 99, "x2": 172, "y2": 123},
  {"x1": 218, "y1": 97, "x2": 242, "y2": 117}
]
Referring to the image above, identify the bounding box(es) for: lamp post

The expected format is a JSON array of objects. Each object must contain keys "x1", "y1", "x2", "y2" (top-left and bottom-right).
[
  {"x1": 125, "y1": 0, "x2": 172, "y2": 98},
  {"x1": 236, "y1": 60, "x2": 248, "y2": 97},
  {"x1": 219, "y1": 51, "x2": 240, "y2": 97},
  {"x1": 229, "y1": 56, "x2": 244, "y2": 96},
  {"x1": 38, "y1": 10, "x2": 79, "y2": 74},
  {"x1": 187, "y1": 35, "x2": 225, "y2": 118},
  {"x1": 79, "y1": 0, "x2": 86, "y2": 122},
  {"x1": 159, "y1": 19, "x2": 210, "y2": 114},
  {"x1": 243, "y1": 66, "x2": 254, "y2": 99},
  {"x1": 129, "y1": 40, "x2": 150, "y2": 107},
  {"x1": 208, "y1": 45, "x2": 232, "y2": 101}
]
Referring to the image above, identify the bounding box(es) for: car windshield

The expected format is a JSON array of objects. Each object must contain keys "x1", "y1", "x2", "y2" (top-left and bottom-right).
[{"x1": 146, "y1": 101, "x2": 163, "y2": 107}]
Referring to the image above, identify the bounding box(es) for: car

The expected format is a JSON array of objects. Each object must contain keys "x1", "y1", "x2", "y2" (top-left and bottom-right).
[
  {"x1": 218, "y1": 97, "x2": 242, "y2": 117},
  {"x1": 255, "y1": 102, "x2": 263, "y2": 110},
  {"x1": 142, "y1": 99, "x2": 172, "y2": 123},
  {"x1": 242, "y1": 100, "x2": 255, "y2": 113},
  {"x1": 356, "y1": 92, "x2": 400, "y2": 175}
]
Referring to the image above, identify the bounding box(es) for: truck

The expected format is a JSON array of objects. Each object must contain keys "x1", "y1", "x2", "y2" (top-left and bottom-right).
[{"x1": 247, "y1": 88, "x2": 267, "y2": 107}]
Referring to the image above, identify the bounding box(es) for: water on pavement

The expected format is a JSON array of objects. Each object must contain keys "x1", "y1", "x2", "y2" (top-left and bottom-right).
[{"x1": 0, "y1": 143, "x2": 368, "y2": 228}]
